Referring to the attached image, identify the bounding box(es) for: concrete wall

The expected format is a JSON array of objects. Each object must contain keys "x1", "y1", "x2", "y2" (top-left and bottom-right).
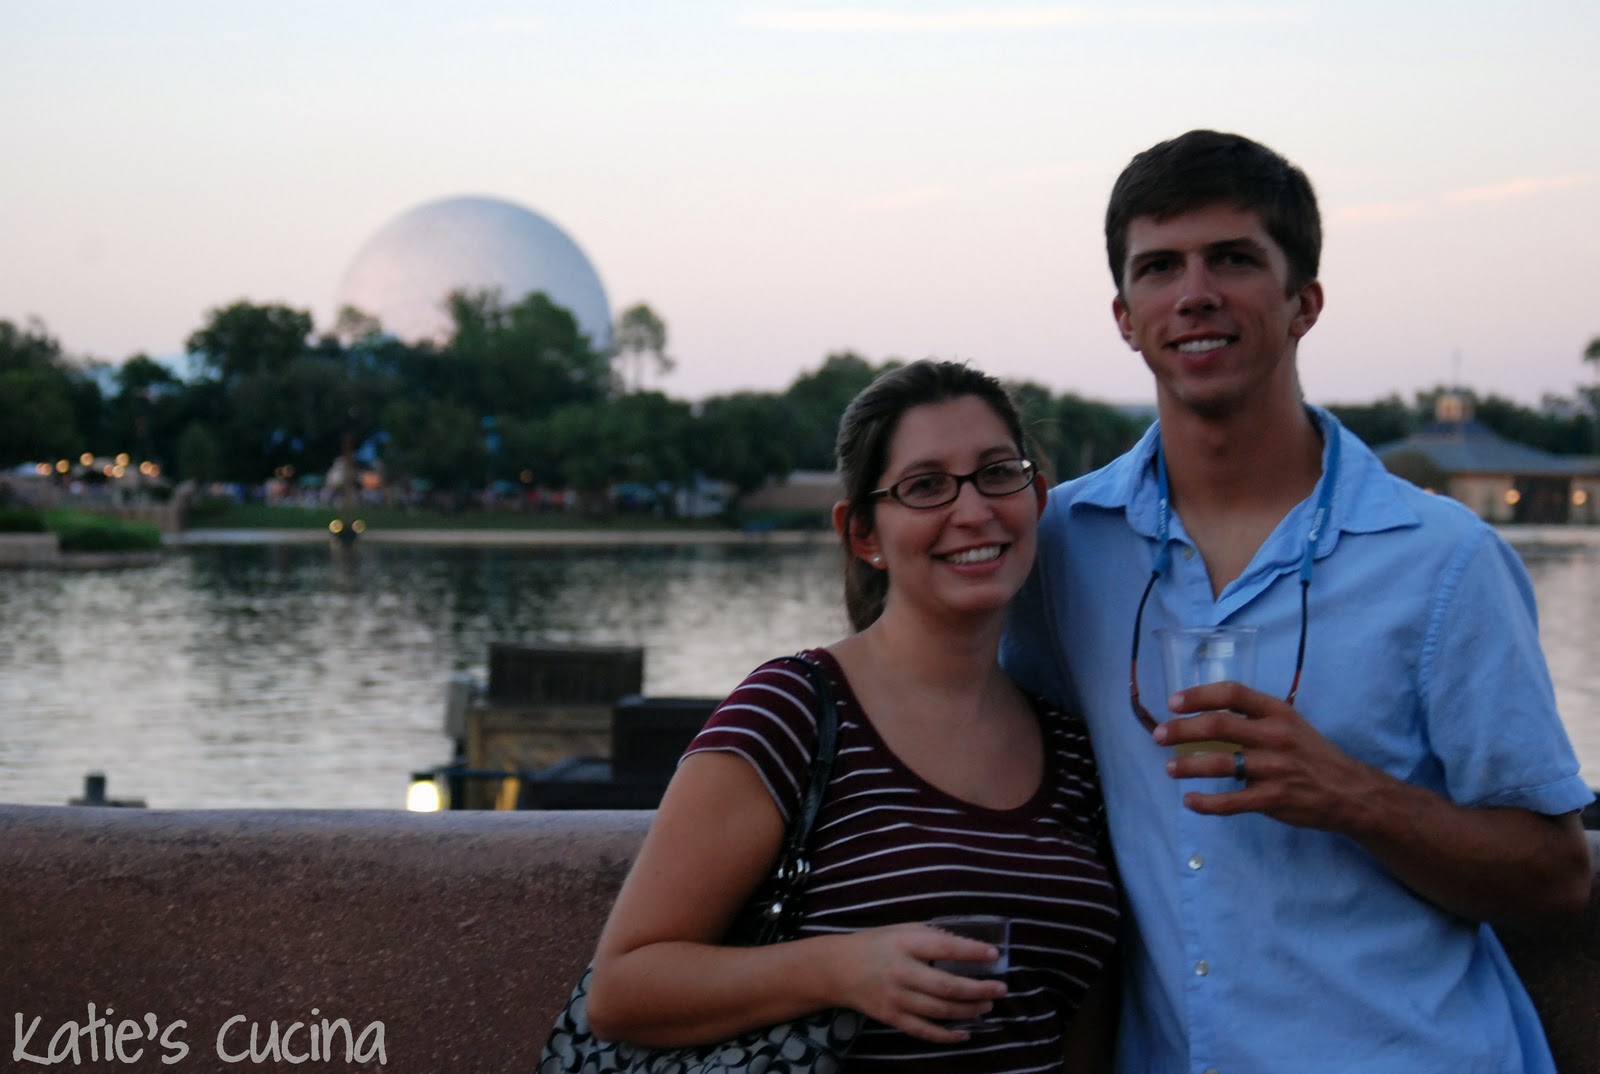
[
  {"x1": 0, "y1": 805, "x2": 1595, "y2": 1074},
  {"x1": 0, "y1": 532, "x2": 59, "y2": 566}
]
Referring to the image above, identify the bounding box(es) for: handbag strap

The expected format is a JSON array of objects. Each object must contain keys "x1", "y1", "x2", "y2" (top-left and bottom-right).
[
  {"x1": 774, "y1": 652, "x2": 840, "y2": 869},
  {"x1": 743, "y1": 651, "x2": 840, "y2": 942}
]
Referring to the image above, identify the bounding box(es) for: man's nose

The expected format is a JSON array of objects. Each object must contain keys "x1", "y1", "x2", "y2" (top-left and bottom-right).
[{"x1": 1175, "y1": 261, "x2": 1221, "y2": 315}]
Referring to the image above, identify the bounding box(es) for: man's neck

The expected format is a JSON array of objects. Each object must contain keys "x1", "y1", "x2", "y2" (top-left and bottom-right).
[
  {"x1": 1155, "y1": 400, "x2": 1325, "y2": 595},
  {"x1": 1157, "y1": 399, "x2": 1323, "y2": 515}
]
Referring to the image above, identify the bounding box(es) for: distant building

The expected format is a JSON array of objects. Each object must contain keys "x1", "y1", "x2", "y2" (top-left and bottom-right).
[
  {"x1": 739, "y1": 470, "x2": 843, "y2": 515},
  {"x1": 1375, "y1": 393, "x2": 1600, "y2": 524}
]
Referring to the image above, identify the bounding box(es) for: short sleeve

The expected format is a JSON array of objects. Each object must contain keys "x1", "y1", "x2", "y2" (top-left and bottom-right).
[
  {"x1": 1421, "y1": 528, "x2": 1591, "y2": 814},
  {"x1": 683, "y1": 655, "x2": 822, "y2": 824}
]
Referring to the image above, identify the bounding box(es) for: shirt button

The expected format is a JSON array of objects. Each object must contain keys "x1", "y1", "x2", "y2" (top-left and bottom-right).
[
  {"x1": 1204, "y1": 1068, "x2": 1220, "y2": 1074},
  {"x1": 1182, "y1": 547, "x2": 1196, "y2": 560},
  {"x1": 1195, "y1": 960, "x2": 1210, "y2": 976},
  {"x1": 1188, "y1": 853, "x2": 1204, "y2": 870}
]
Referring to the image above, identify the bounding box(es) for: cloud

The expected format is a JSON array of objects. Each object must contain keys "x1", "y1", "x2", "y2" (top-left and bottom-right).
[
  {"x1": 1444, "y1": 174, "x2": 1594, "y2": 205},
  {"x1": 449, "y1": 17, "x2": 544, "y2": 36},
  {"x1": 851, "y1": 184, "x2": 958, "y2": 212},
  {"x1": 741, "y1": 5, "x2": 1302, "y2": 32},
  {"x1": 1334, "y1": 173, "x2": 1595, "y2": 222}
]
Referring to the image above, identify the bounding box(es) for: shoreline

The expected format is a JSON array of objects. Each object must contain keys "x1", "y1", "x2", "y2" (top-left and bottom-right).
[
  {"x1": 161, "y1": 522, "x2": 1600, "y2": 549},
  {"x1": 166, "y1": 527, "x2": 836, "y2": 548}
]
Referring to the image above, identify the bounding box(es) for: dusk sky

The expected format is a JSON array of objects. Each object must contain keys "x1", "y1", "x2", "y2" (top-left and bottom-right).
[{"x1": 3, "y1": 1, "x2": 1596, "y2": 407}]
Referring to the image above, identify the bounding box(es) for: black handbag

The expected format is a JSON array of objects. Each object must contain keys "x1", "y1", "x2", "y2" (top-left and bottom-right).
[{"x1": 537, "y1": 654, "x2": 863, "y2": 1074}]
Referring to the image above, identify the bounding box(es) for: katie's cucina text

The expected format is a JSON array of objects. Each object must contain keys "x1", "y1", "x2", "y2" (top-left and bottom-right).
[{"x1": 12, "y1": 1005, "x2": 386, "y2": 1066}]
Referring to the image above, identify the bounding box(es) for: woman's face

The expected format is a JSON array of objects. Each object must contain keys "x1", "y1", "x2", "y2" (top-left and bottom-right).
[{"x1": 857, "y1": 394, "x2": 1045, "y2": 624}]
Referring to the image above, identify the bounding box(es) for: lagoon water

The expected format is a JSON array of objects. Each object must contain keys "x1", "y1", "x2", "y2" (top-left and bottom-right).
[{"x1": 1, "y1": 535, "x2": 1596, "y2": 809}]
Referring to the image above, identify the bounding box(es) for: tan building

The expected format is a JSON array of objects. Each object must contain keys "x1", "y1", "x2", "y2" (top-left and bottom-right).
[{"x1": 1376, "y1": 395, "x2": 1599, "y2": 524}]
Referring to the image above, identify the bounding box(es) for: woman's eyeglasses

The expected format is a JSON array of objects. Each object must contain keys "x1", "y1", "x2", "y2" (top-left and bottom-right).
[{"x1": 871, "y1": 458, "x2": 1036, "y2": 510}]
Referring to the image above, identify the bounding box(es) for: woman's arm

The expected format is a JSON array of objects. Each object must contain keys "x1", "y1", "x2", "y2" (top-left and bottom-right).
[{"x1": 584, "y1": 751, "x2": 1007, "y2": 1045}]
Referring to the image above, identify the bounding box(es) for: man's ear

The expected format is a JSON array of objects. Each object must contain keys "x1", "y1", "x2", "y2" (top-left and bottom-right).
[
  {"x1": 1112, "y1": 294, "x2": 1138, "y2": 350},
  {"x1": 1289, "y1": 280, "x2": 1324, "y2": 340}
]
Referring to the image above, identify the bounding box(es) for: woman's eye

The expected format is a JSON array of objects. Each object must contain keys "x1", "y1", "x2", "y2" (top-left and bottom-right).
[{"x1": 900, "y1": 474, "x2": 948, "y2": 498}]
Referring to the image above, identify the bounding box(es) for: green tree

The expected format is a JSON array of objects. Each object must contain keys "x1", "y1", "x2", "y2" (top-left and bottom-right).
[
  {"x1": 0, "y1": 318, "x2": 93, "y2": 465},
  {"x1": 693, "y1": 393, "x2": 798, "y2": 495},
  {"x1": 529, "y1": 393, "x2": 696, "y2": 512},
  {"x1": 175, "y1": 421, "x2": 224, "y2": 484},
  {"x1": 613, "y1": 303, "x2": 674, "y2": 394},
  {"x1": 186, "y1": 301, "x2": 314, "y2": 384},
  {"x1": 1010, "y1": 381, "x2": 1145, "y2": 481},
  {"x1": 784, "y1": 352, "x2": 889, "y2": 470},
  {"x1": 105, "y1": 354, "x2": 185, "y2": 468},
  {"x1": 1326, "y1": 394, "x2": 1415, "y2": 448},
  {"x1": 443, "y1": 288, "x2": 612, "y2": 420}
]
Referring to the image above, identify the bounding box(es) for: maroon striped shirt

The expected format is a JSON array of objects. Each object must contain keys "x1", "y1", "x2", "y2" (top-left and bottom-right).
[{"x1": 686, "y1": 648, "x2": 1119, "y2": 1073}]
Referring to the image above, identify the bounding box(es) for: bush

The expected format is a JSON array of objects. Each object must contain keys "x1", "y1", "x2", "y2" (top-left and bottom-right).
[
  {"x1": 43, "y1": 511, "x2": 163, "y2": 553},
  {"x1": 0, "y1": 507, "x2": 47, "y2": 533}
]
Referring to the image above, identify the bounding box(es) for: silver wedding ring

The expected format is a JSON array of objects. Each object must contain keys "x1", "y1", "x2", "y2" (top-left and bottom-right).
[{"x1": 1232, "y1": 749, "x2": 1247, "y2": 782}]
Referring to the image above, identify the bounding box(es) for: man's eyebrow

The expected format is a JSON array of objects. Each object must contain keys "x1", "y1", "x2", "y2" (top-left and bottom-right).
[{"x1": 1206, "y1": 237, "x2": 1270, "y2": 255}]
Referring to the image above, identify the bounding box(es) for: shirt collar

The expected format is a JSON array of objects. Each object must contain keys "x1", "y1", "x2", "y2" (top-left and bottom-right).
[{"x1": 1067, "y1": 405, "x2": 1420, "y2": 546}]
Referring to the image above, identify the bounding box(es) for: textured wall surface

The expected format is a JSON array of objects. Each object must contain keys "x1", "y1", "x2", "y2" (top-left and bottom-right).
[
  {"x1": 0, "y1": 806, "x2": 1594, "y2": 1073},
  {"x1": 0, "y1": 807, "x2": 650, "y2": 1073}
]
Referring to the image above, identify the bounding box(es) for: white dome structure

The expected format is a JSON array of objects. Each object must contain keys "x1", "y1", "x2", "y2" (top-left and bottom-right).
[{"x1": 335, "y1": 195, "x2": 612, "y2": 349}]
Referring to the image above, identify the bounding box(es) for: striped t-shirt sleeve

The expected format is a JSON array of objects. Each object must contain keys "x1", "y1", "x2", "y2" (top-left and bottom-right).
[{"x1": 682, "y1": 658, "x2": 821, "y2": 824}]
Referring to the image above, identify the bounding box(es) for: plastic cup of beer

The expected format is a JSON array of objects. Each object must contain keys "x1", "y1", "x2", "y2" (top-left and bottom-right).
[
  {"x1": 1156, "y1": 626, "x2": 1258, "y2": 755},
  {"x1": 928, "y1": 915, "x2": 1009, "y2": 1031}
]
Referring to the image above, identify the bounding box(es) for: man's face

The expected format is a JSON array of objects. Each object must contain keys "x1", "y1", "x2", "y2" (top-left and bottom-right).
[{"x1": 1111, "y1": 203, "x2": 1322, "y2": 421}]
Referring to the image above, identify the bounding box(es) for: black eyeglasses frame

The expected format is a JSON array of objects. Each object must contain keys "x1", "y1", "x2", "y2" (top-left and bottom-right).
[{"x1": 869, "y1": 458, "x2": 1036, "y2": 511}]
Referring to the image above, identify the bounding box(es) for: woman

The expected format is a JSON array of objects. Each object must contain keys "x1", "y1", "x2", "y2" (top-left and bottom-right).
[{"x1": 585, "y1": 360, "x2": 1118, "y2": 1071}]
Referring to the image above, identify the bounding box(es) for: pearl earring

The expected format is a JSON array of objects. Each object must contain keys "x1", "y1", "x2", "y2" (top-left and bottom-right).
[{"x1": 871, "y1": 556, "x2": 883, "y2": 566}]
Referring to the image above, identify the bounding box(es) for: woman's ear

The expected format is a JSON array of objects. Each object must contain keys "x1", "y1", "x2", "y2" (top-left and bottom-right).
[{"x1": 832, "y1": 500, "x2": 882, "y2": 567}]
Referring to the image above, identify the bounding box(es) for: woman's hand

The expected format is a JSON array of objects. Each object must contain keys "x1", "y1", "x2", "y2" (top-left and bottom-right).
[{"x1": 828, "y1": 923, "x2": 1008, "y2": 1042}]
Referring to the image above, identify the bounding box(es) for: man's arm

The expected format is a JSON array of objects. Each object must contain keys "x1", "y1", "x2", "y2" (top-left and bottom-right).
[{"x1": 1158, "y1": 685, "x2": 1592, "y2": 933}]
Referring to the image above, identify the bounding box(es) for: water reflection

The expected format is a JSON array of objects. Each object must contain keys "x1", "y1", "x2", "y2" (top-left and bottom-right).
[
  {"x1": 0, "y1": 543, "x2": 848, "y2": 809},
  {"x1": 0, "y1": 539, "x2": 1593, "y2": 809}
]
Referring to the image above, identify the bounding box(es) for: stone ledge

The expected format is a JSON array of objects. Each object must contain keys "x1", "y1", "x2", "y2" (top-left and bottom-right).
[
  {"x1": 0, "y1": 532, "x2": 58, "y2": 566},
  {"x1": 0, "y1": 806, "x2": 650, "y2": 1074},
  {"x1": 0, "y1": 806, "x2": 1593, "y2": 1073}
]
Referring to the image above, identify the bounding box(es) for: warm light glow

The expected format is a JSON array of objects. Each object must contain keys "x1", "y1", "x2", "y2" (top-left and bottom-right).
[
  {"x1": 1504, "y1": 489, "x2": 1521, "y2": 505},
  {"x1": 56, "y1": 460, "x2": 69, "y2": 473},
  {"x1": 80, "y1": 453, "x2": 93, "y2": 466},
  {"x1": 35, "y1": 463, "x2": 51, "y2": 476},
  {"x1": 101, "y1": 464, "x2": 115, "y2": 476},
  {"x1": 406, "y1": 776, "x2": 442, "y2": 812},
  {"x1": 328, "y1": 519, "x2": 344, "y2": 534},
  {"x1": 111, "y1": 465, "x2": 126, "y2": 478},
  {"x1": 1575, "y1": 490, "x2": 1590, "y2": 507},
  {"x1": 352, "y1": 519, "x2": 367, "y2": 534},
  {"x1": 115, "y1": 452, "x2": 130, "y2": 467}
]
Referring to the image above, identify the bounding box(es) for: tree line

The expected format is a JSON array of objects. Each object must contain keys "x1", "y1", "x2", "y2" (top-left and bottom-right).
[{"x1": 2, "y1": 299, "x2": 1597, "y2": 515}]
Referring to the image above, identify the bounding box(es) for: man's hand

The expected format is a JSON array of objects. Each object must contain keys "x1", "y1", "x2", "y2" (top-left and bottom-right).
[
  {"x1": 1154, "y1": 680, "x2": 1382, "y2": 830},
  {"x1": 1152, "y1": 681, "x2": 1592, "y2": 933}
]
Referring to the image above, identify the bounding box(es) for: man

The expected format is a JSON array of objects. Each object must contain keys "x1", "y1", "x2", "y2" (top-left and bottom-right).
[{"x1": 1002, "y1": 130, "x2": 1592, "y2": 1073}]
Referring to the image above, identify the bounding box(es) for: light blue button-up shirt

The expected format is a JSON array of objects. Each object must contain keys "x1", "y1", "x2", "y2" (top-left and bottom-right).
[{"x1": 1002, "y1": 408, "x2": 1592, "y2": 1074}]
